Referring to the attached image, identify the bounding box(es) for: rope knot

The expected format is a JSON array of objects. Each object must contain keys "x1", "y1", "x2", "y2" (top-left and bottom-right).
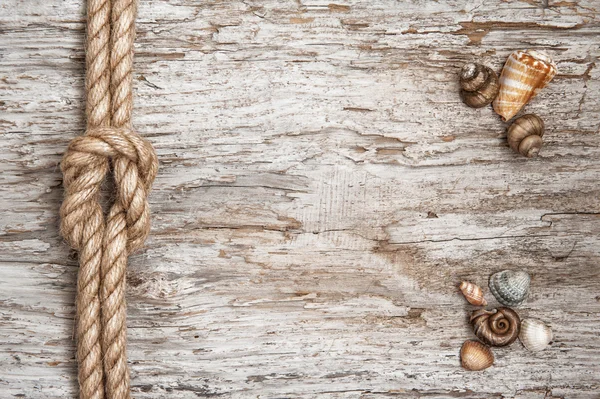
[
  {"x1": 60, "y1": 126, "x2": 158, "y2": 252},
  {"x1": 66, "y1": 2, "x2": 150, "y2": 396}
]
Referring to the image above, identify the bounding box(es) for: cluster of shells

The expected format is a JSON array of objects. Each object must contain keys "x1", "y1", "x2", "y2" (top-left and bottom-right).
[
  {"x1": 459, "y1": 49, "x2": 557, "y2": 157},
  {"x1": 458, "y1": 271, "x2": 553, "y2": 371}
]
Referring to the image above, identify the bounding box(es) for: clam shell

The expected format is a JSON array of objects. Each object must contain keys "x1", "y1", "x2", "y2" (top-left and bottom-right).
[
  {"x1": 489, "y1": 270, "x2": 530, "y2": 307},
  {"x1": 470, "y1": 307, "x2": 521, "y2": 347},
  {"x1": 460, "y1": 340, "x2": 494, "y2": 371},
  {"x1": 459, "y1": 281, "x2": 487, "y2": 306},
  {"x1": 519, "y1": 319, "x2": 553, "y2": 352},
  {"x1": 493, "y1": 50, "x2": 557, "y2": 121}
]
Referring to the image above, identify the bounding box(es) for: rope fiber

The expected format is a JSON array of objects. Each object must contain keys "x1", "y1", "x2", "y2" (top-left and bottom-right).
[{"x1": 60, "y1": 1, "x2": 158, "y2": 397}]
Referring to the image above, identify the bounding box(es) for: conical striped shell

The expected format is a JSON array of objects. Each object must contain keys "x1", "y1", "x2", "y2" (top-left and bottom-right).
[
  {"x1": 489, "y1": 270, "x2": 530, "y2": 307},
  {"x1": 460, "y1": 340, "x2": 494, "y2": 371},
  {"x1": 519, "y1": 319, "x2": 553, "y2": 352},
  {"x1": 459, "y1": 281, "x2": 487, "y2": 306},
  {"x1": 493, "y1": 50, "x2": 557, "y2": 121}
]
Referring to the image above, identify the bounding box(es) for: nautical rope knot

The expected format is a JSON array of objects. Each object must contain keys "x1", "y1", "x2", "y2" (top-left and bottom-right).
[
  {"x1": 60, "y1": 126, "x2": 157, "y2": 399},
  {"x1": 62, "y1": 0, "x2": 155, "y2": 397},
  {"x1": 61, "y1": 126, "x2": 158, "y2": 252}
]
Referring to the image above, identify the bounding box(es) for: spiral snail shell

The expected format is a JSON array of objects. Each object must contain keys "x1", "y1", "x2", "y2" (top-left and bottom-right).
[
  {"x1": 459, "y1": 63, "x2": 500, "y2": 108},
  {"x1": 507, "y1": 114, "x2": 545, "y2": 158},
  {"x1": 460, "y1": 340, "x2": 494, "y2": 371},
  {"x1": 459, "y1": 281, "x2": 487, "y2": 306},
  {"x1": 470, "y1": 307, "x2": 521, "y2": 347},
  {"x1": 519, "y1": 319, "x2": 553, "y2": 352}
]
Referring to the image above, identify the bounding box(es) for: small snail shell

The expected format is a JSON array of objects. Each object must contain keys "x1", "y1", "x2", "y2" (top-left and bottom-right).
[
  {"x1": 507, "y1": 114, "x2": 545, "y2": 158},
  {"x1": 470, "y1": 307, "x2": 521, "y2": 347},
  {"x1": 459, "y1": 63, "x2": 500, "y2": 108},
  {"x1": 519, "y1": 319, "x2": 553, "y2": 352},
  {"x1": 460, "y1": 340, "x2": 494, "y2": 371},
  {"x1": 459, "y1": 281, "x2": 487, "y2": 306}
]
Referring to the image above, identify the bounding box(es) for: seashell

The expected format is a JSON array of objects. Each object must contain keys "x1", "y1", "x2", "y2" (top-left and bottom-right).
[
  {"x1": 493, "y1": 50, "x2": 557, "y2": 121},
  {"x1": 507, "y1": 114, "x2": 545, "y2": 158},
  {"x1": 459, "y1": 281, "x2": 487, "y2": 306},
  {"x1": 489, "y1": 270, "x2": 530, "y2": 307},
  {"x1": 459, "y1": 63, "x2": 500, "y2": 108},
  {"x1": 460, "y1": 340, "x2": 494, "y2": 371},
  {"x1": 470, "y1": 307, "x2": 521, "y2": 347},
  {"x1": 519, "y1": 319, "x2": 553, "y2": 352}
]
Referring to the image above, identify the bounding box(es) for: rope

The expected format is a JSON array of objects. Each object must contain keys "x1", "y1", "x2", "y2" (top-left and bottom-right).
[{"x1": 60, "y1": 1, "x2": 157, "y2": 397}]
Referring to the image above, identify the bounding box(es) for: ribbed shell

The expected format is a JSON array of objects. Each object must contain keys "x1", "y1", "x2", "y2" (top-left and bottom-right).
[
  {"x1": 489, "y1": 270, "x2": 530, "y2": 307},
  {"x1": 493, "y1": 50, "x2": 557, "y2": 121},
  {"x1": 460, "y1": 340, "x2": 494, "y2": 371},
  {"x1": 459, "y1": 281, "x2": 487, "y2": 306},
  {"x1": 519, "y1": 319, "x2": 553, "y2": 352}
]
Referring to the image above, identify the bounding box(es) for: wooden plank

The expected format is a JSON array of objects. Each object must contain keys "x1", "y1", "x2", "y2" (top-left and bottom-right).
[{"x1": 1, "y1": 0, "x2": 599, "y2": 397}]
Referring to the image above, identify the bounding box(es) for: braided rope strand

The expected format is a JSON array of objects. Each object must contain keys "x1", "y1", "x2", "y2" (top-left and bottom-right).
[
  {"x1": 101, "y1": 200, "x2": 130, "y2": 399},
  {"x1": 86, "y1": 0, "x2": 112, "y2": 128},
  {"x1": 62, "y1": 0, "x2": 114, "y2": 396},
  {"x1": 101, "y1": 4, "x2": 141, "y2": 394},
  {"x1": 61, "y1": 144, "x2": 108, "y2": 399},
  {"x1": 110, "y1": 0, "x2": 136, "y2": 128}
]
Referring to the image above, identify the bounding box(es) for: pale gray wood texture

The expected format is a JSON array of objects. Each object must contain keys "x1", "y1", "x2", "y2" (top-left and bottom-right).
[{"x1": 1, "y1": 0, "x2": 600, "y2": 398}]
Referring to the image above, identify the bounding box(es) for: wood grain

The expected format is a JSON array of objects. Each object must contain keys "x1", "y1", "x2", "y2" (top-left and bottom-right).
[{"x1": 1, "y1": 0, "x2": 600, "y2": 397}]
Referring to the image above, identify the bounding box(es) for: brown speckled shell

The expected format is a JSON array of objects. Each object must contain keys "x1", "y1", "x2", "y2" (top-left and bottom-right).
[{"x1": 459, "y1": 281, "x2": 487, "y2": 306}]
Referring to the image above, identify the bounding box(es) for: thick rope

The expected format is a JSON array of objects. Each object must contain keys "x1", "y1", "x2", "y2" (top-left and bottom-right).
[{"x1": 60, "y1": 1, "x2": 157, "y2": 398}]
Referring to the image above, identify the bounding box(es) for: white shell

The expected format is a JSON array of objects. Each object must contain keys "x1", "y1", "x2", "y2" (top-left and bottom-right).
[{"x1": 519, "y1": 319, "x2": 553, "y2": 352}]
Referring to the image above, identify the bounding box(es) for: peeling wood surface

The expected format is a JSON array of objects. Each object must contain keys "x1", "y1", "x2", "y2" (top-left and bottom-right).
[{"x1": 1, "y1": 0, "x2": 600, "y2": 398}]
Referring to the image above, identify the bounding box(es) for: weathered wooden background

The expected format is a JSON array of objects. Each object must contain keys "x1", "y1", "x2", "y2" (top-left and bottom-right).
[{"x1": 1, "y1": 0, "x2": 600, "y2": 398}]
